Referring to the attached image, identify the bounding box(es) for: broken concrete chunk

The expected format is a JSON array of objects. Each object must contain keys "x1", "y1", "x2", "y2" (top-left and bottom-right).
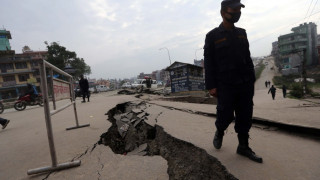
[
  {"x1": 114, "y1": 114, "x2": 121, "y2": 121},
  {"x1": 132, "y1": 108, "x2": 143, "y2": 114},
  {"x1": 116, "y1": 119, "x2": 130, "y2": 137},
  {"x1": 130, "y1": 118, "x2": 137, "y2": 123},
  {"x1": 125, "y1": 113, "x2": 134, "y2": 119},
  {"x1": 127, "y1": 143, "x2": 148, "y2": 156},
  {"x1": 121, "y1": 118, "x2": 130, "y2": 123},
  {"x1": 133, "y1": 119, "x2": 143, "y2": 127},
  {"x1": 119, "y1": 123, "x2": 129, "y2": 132},
  {"x1": 137, "y1": 112, "x2": 146, "y2": 119}
]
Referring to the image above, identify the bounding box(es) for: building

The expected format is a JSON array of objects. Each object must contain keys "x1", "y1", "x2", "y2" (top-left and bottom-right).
[
  {"x1": 165, "y1": 61, "x2": 204, "y2": 95},
  {"x1": 0, "y1": 30, "x2": 47, "y2": 99},
  {"x1": 271, "y1": 41, "x2": 279, "y2": 56},
  {"x1": 194, "y1": 59, "x2": 204, "y2": 68},
  {"x1": 137, "y1": 72, "x2": 152, "y2": 79},
  {"x1": 0, "y1": 55, "x2": 42, "y2": 99},
  {"x1": 317, "y1": 35, "x2": 320, "y2": 65},
  {"x1": 278, "y1": 22, "x2": 319, "y2": 75},
  {"x1": 0, "y1": 29, "x2": 15, "y2": 56}
]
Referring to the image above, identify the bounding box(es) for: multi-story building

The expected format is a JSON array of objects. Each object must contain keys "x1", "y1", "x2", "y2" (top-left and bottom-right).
[
  {"x1": 0, "y1": 29, "x2": 15, "y2": 56},
  {"x1": 278, "y1": 22, "x2": 318, "y2": 75},
  {"x1": 0, "y1": 29, "x2": 47, "y2": 99},
  {"x1": 317, "y1": 35, "x2": 320, "y2": 65},
  {"x1": 194, "y1": 59, "x2": 204, "y2": 67},
  {"x1": 271, "y1": 41, "x2": 279, "y2": 56},
  {"x1": 0, "y1": 55, "x2": 42, "y2": 99}
]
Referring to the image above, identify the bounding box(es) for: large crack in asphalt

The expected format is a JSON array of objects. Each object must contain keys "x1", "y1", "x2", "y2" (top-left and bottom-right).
[{"x1": 99, "y1": 101, "x2": 237, "y2": 180}]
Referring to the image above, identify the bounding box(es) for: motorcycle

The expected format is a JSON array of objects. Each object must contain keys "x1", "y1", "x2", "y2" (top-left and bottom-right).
[
  {"x1": 0, "y1": 100, "x2": 4, "y2": 114},
  {"x1": 14, "y1": 94, "x2": 43, "y2": 111}
]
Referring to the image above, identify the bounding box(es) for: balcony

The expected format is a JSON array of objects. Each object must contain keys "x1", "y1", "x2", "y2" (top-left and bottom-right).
[
  {"x1": 0, "y1": 69, "x2": 34, "y2": 75},
  {"x1": 279, "y1": 46, "x2": 307, "y2": 55},
  {"x1": 278, "y1": 38, "x2": 307, "y2": 46},
  {"x1": 0, "y1": 81, "x2": 16, "y2": 87}
]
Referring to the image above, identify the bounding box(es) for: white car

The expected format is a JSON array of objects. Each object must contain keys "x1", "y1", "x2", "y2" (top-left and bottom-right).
[
  {"x1": 96, "y1": 85, "x2": 109, "y2": 92},
  {"x1": 121, "y1": 82, "x2": 132, "y2": 89},
  {"x1": 131, "y1": 79, "x2": 157, "y2": 89}
]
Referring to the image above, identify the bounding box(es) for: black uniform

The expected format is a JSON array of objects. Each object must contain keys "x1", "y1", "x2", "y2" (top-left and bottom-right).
[
  {"x1": 268, "y1": 86, "x2": 276, "y2": 100},
  {"x1": 282, "y1": 85, "x2": 287, "y2": 98},
  {"x1": 79, "y1": 78, "x2": 90, "y2": 102},
  {"x1": 204, "y1": 23, "x2": 255, "y2": 134}
]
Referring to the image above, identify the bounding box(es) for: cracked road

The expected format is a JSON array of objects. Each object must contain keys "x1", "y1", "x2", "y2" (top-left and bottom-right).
[{"x1": 0, "y1": 90, "x2": 320, "y2": 180}]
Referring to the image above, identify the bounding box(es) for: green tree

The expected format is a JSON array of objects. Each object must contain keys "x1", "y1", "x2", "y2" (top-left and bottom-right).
[{"x1": 45, "y1": 41, "x2": 91, "y2": 78}]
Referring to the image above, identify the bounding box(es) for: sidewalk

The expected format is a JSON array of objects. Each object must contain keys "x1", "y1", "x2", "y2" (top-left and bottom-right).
[{"x1": 149, "y1": 90, "x2": 320, "y2": 130}]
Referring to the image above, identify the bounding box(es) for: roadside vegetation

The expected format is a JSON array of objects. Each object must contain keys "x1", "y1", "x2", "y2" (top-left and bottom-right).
[
  {"x1": 273, "y1": 73, "x2": 320, "y2": 99},
  {"x1": 255, "y1": 62, "x2": 265, "y2": 80}
]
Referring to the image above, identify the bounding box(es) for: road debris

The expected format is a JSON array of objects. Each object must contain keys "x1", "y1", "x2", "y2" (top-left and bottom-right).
[{"x1": 99, "y1": 101, "x2": 237, "y2": 180}]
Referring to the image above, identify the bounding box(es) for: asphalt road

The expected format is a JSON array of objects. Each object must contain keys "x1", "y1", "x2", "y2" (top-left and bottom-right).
[{"x1": 0, "y1": 89, "x2": 320, "y2": 179}]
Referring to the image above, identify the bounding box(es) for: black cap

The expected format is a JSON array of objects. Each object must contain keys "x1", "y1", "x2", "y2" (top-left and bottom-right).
[{"x1": 221, "y1": 0, "x2": 245, "y2": 8}]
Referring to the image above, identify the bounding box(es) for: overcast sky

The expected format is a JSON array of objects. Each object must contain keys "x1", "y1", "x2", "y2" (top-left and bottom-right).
[{"x1": 1, "y1": 0, "x2": 320, "y2": 79}]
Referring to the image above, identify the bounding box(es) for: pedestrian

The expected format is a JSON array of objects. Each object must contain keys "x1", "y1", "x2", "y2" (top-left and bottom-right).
[
  {"x1": 0, "y1": 117, "x2": 10, "y2": 129},
  {"x1": 265, "y1": 81, "x2": 268, "y2": 88},
  {"x1": 282, "y1": 85, "x2": 287, "y2": 98},
  {"x1": 145, "y1": 77, "x2": 152, "y2": 89},
  {"x1": 204, "y1": 0, "x2": 262, "y2": 163},
  {"x1": 268, "y1": 85, "x2": 276, "y2": 100},
  {"x1": 268, "y1": 81, "x2": 271, "y2": 87},
  {"x1": 79, "y1": 75, "x2": 90, "y2": 103}
]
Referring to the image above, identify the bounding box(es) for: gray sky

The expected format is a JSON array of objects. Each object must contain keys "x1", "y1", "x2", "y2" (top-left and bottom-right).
[{"x1": 1, "y1": 0, "x2": 320, "y2": 79}]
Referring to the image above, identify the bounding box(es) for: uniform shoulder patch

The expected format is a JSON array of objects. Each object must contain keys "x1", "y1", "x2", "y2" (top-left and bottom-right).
[{"x1": 214, "y1": 38, "x2": 227, "y2": 44}]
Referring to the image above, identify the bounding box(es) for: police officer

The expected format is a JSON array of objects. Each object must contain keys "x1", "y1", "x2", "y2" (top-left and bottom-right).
[
  {"x1": 204, "y1": 0, "x2": 262, "y2": 163},
  {"x1": 79, "y1": 75, "x2": 90, "y2": 103},
  {"x1": 268, "y1": 85, "x2": 277, "y2": 100}
]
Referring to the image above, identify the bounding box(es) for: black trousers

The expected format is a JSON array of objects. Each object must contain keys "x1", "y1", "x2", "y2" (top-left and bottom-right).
[
  {"x1": 215, "y1": 82, "x2": 254, "y2": 134},
  {"x1": 82, "y1": 90, "x2": 90, "y2": 101},
  {"x1": 0, "y1": 117, "x2": 8, "y2": 126}
]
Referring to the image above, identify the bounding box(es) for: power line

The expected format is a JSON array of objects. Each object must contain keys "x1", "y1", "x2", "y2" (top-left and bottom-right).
[
  {"x1": 307, "y1": 0, "x2": 319, "y2": 21},
  {"x1": 251, "y1": 9, "x2": 320, "y2": 44},
  {"x1": 305, "y1": 0, "x2": 314, "y2": 20}
]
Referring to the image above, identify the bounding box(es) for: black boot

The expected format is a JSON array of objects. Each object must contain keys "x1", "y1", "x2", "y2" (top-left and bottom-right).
[
  {"x1": 213, "y1": 129, "x2": 224, "y2": 149},
  {"x1": 237, "y1": 134, "x2": 263, "y2": 163}
]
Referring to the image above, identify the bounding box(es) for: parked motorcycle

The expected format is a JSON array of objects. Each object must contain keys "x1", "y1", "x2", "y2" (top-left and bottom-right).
[
  {"x1": 14, "y1": 94, "x2": 43, "y2": 111},
  {"x1": 0, "y1": 100, "x2": 4, "y2": 114}
]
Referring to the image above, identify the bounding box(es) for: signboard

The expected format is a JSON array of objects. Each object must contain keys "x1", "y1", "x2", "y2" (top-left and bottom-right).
[
  {"x1": 53, "y1": 79, "x2": 70, "y2": 101},
  {"x1": 2, "y1": 81, "x2": 16, "y2": 87},
  {"x1": 169, "y1": 64, "x2": 204, "y2": 93}
]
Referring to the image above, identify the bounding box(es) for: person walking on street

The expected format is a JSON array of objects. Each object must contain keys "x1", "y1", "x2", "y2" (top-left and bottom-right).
[
  {"x1": 265, "y1": 81, "x2": 268, "y2": 88},
  {"x1": 268, "y1": 85, "x2": 276, "y2": 100},
  {"x1": 79, "y1": 75, "x2": 90, "y2": 103},
  {"x1": 0, "y1": 118, "x2": 10, "y2": 129},
  {"x1": 204, "y1": 0, "x2": 262, "y2": 163},
  {"x1": 282, "y1": 85, "x2": 287, "y2": 98},
  {"x1": 268, "y1": 81, "x2": 271, "y2": 87}
]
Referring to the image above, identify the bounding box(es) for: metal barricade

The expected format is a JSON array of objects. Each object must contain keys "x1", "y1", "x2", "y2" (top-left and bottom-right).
[{"x1": 27, "y1": 59, "x2": 90, "y2": 175}]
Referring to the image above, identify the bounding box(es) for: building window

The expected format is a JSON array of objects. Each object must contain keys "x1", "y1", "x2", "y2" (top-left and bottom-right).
[
  {"x1": 3, "y1": 75, "x2": 16, "y2": 82},
  {"x1": 33, "y1": 69, "x2": 40, "y2": 76},
  {"x1": 15, "y1": 62, "x2": 28, "y2": 69},
  {"x1": 31, "y1": 61, "x2": 38, "y2": 67},
  {"x1": 0, "y1": 63, "x2": 14, "y2": 71},
  {"x1": 6, "y1": 63, "x2": 14, "y2": 70},
  {"x1": 18, "y1": 74, "x2": 30, "y2": 82}
]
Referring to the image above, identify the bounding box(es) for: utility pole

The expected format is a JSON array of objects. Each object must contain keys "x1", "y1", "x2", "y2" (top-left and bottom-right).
[
  {"x1": 287, "y1": 48, "x2": 308, "y2": 96},
  {"x1": 302, "y1": 49, "x2": 307, "y2": 95},
  {"x1": 159, "y1": 47, "x2": 172, "y2": 65}
]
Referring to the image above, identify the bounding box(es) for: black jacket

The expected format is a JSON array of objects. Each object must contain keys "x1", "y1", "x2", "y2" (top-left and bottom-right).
[
  {"x1": 79, "y1": 78, "x2": 89, "y2": 91},
  {"x1": 204, "y1": 23, "x2": 255, "y2": 89}
]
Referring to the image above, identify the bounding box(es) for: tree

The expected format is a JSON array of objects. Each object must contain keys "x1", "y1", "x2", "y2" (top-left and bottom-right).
[
  {"x1": 44, "y1": 41, "x2": 91, "y2": 78},
  {"x1": 22, "y1": 45, "x2": 31, "y2": 53}
]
